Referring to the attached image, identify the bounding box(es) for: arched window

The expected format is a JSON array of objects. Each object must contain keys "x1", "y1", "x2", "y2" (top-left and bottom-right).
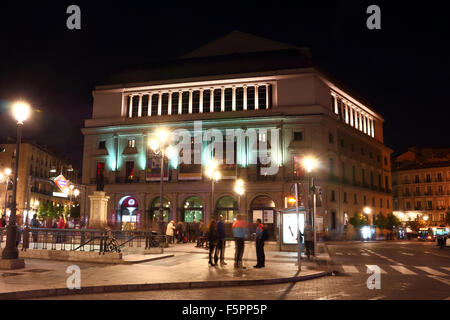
[
  {"x1": 216, "y1": 196, "x2": 238, "y2": 222},
  {"x1": 150, "y1": 197, "x2": 170, "y2": 222},
  {"x1": 183, "y1": 196, "x2": 203, "y2": 222}
]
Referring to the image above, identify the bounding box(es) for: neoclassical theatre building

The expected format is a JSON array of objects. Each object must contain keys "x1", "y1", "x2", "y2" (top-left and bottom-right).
[{"x1": 81, "y1": 32, "x2": 393, "y2": 239}]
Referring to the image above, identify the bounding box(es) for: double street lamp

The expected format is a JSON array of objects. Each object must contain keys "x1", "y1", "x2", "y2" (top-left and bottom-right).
[
  {"x1": 1, "y1": 101, "x2": 31, "y2": 265},
  {"x1": 149, "y1": 128, "x2": 175, "y2": 234}
]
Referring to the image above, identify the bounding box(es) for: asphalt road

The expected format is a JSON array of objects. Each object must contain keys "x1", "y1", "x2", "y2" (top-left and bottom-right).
[{"x1": 40, "y1": 240, "x2": 450, "y2": 300}]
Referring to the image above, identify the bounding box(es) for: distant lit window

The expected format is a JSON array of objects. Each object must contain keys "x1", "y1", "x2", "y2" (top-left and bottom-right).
[
  {"x1": 98, "y1": 141, "x2": 106, "y2": 150},
  {"x1": 128, "y1": 139, "x2": 136, "y2": 148},
  {"x1": 294, "y1": 132, "x2": 303, "y2": 142}
]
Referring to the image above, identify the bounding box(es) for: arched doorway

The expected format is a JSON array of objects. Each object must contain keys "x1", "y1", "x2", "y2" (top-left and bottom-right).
[
  {"x1": 250, "y1": 195, "x2": 276, "y2": 240},
  {"x1": 183, "y1": 196, "x2": 203, "y2": 222},
  {"x1": 117, "y1": 196, "x2": 140, "y2": 230},
  {"x1": 150, "y1": 197, "x2": 171, "y2": 223},
  {"x1": 216, "y1": 196, "x2": 238, "y2": 222}
]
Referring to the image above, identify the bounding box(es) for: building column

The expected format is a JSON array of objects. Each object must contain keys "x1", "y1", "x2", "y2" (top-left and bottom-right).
[
  {"x1": 221, "y1": 87, "x2": 225, "y2": 112},
  {"x1": 243, "y1": 85, "x2": 248, "y2": 111},
  {"x1": 168, "y1": 91, "x2": 172, "y2": 115},
  {"x1": 255, "y1": 85, "x2": 259, "y2": 110},
  {"x1": 157, "y1": 92, "x2": 162, "y2": 116},
  {"x1": 128, "y1": 95, "x2": 133, "y2": 118},
  {"x1": 371, "y1": 119, "x2": 375, "y2": 137},
  {"x1": 149, "y1": 94, "x2": 153, "y2": 117},
  {"x1": 344, "y1": 103, "x2": 349, "y2": 124},
  {"x1": 334, "y1": 95, "x2": 338, "y2": 114},
  {"x1": 210, "y1": 88, "x2": 214, "y2": 113},
  {"x1": 232, "y1": 86, "x2": 236, "y2": 111},
  {"x1": 138, "y1": 94, "x2": 143, "y2": 117},
  {"x1": 178, "y1": 90, "x2": 183, "y2": 115},
  {"x1": 265, "y1": 84, "x2": 270, "y2": 109},
  {"x1": 350, "y1": 106, "x2": 354, "y2": 127},
  {"x1": 199, "y1": 89, "x2": 204, "y2": 113},
  {"x1": 189, "y1": 89, "x2": 193, "y2": 114}
]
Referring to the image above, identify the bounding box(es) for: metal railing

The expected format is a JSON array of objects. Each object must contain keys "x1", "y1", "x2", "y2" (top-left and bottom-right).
[{"x1": 0, "y1": 228, "x2": 165, "y2": 254}]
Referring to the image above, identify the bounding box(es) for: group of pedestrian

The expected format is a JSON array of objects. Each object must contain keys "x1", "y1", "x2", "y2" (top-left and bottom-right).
[
  {"x1": 206, "y1": 216, "x2": 226, "y2": 266},
  {"x1": 166, "y1": 219, "x2": 208, "y2": 246},
  {"x1": 232, "y1": 215, "x2": 268, "y2": 269}
]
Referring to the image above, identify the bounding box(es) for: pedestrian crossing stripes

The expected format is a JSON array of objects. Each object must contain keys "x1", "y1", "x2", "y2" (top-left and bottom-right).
[
  {"x1": 389, "y1": 265, "x2": 417, "y2": 275},
  {"x1": 337, "y1": 264, "x2": 450, "y2": 278},
  {"x1": 342, "y1": 265, "x2": 359, "y2": 273},
  {"x1": 415, "y1": 266, "x2": 447, "y2": 277}
]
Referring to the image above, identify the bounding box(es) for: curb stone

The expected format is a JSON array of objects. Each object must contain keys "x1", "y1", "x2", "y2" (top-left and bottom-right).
[{"x1": 0, "y1": 270, "x2": 332, "y2": 300}]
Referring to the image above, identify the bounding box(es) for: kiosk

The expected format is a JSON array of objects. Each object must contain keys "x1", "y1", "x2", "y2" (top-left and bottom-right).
[{"x1": 279, "y1": 207, "x2": 306, "y2": 252}]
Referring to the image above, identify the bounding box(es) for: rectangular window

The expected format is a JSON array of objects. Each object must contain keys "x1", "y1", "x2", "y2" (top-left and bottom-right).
[
  {"x1": 161, "y1": 93, "x2": 169, "y2": 115},
  {"x1": 202, "y1": 90, "x2": 210, "y2": 113},
  {"x1": 151, "y1": 94, "x2": 159, "y2": 116},
  {"x1": 364, "y1": 195, "x2": 367, "y2": 206},
  {"x1": 258, "y1": 85, "x2": 267, "y2": 109},
  {"x1": 131, "y1": 96, "x2": 139, "y2": 118},
  {"x1": 331, "y1": 95, "x2": 336, "y2": 113},
  {"x1": 387, "y1": 199, "x2": 390, "y2": 209},
  {"x1": 171, "y1": 92, "x2": 179, "y2": 115},
  {"x1": 182, "y1": 92, "x2": 189, "y2": 114},
  {"x1": 293, "y1": 131, "x2": 303, "y2": 141},
  {"x1": 406, "y1": 201, "x2": 411, "y2": 209},
  {"x1": 247, "y1": 86, "x2": 255, "y2": 111},
  {"x1": 98, "y1": 141, "x2": 106, "y2": 150},
  {"x1": 235, "y1": 87, "x2": 244, "y2": 111},
  {"x1": 328, "y1": 133, "x2": 334, "y2": 144},
  {"x1": 380, "y1": 199, "x2": 383, "y2": 208},
  {"x1": 372, "y1": 197, "x2": 376, "y2": 207},
  {"x1": 141, "y1": 94, "x2": 149, "y2": 116},
  {"x1": 126, "y1": 161, "x2": 135, "y2": 181},
  {"x1": 192, "y1": 91, "x2": 200, "y2": 114},
  {"x1": 331, "y1": 190, "x2": 336, "y2": 201},
  {"x1": 437, "y1": 172, "x2": 443, "y2": 181},
  {"x1": 214, "y1": 89, "x2": 222, "y2": 112},
  {"x1": 331, "y1": 212, "x2": 336, "y2": 230},
  {"x1": 427, "y1": 201, "x2": 433, "y2": 209},
  {"x1": 354, "y1": 194, "x2": 358, "y2": 204},
  {"x1": 352, "y1": 166, "x2": 356, "y2": 181},
  {"x1": 224, "y1": 88, "x2": 232, "y2": 112},
  {"x1": 385, "y1": 176, "x2": 389, "y2": 190},
  {"x1": 128, "y1": 139, "x2": 135, "y2": 148},
  {"x1": 343, "y1": 192, "x2": 347, "y2": 203}
]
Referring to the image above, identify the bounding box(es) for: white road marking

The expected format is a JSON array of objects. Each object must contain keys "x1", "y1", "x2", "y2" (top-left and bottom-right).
[
  {"x1": 342, "y1": 265, "x2": 359, "y2": 273},
  {"x1": 366, "y1": 265, "x2": 387, "y2": 274},
  {"x1": 318, "y1": 291, "x2": 351, "y2": 300},
  {"x1": 361, "y1": 253, "x2": 370, "y2": 256},
  {"x1": 369, "y1": 295, "x2": 386, "y2": 300},
  {"x1": 415, "y1": 266, "x2": 447, "y2": 277},
  {"x1": 441, "y1": 267, "x2": 450, "y2": 272},
  {"x1": 335, "y1": 252, "x2": 343, "y2": 256},
  {"x1": 401, "y1": 252, "x2": 414, "y2": 256},
  {"x1": 390, "y1": 265, "x2": 417, "y2": 275},
  {"x1": 427, "y1": 275, "x2": 450, "y2": 286}
]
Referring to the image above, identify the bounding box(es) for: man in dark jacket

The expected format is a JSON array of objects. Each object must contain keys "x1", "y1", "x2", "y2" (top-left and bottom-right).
[
  {"x1": 30, "y1": 214, "x2": 40, "y2": 243},
  {"x1": 232, "y1": 214, "x2": 248, "y2": 269},
  {"x1": 215, "y1": 216, "x2": 227, "y2": 265},
  {"x1": 254, "y1": 219, "x2": 266, "y2": 268}
]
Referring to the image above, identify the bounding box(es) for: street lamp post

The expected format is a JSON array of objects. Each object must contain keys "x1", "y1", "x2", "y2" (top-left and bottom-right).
[
  {"x1": 303, "y1": 156, "x2": 317, "y2": 257},
  {"x1": 149, "y1": 129, "x2": 173, "y2": 235},
  {"x1": 1, "y1": 101, "x2": 30, "y2": 265},
  {"x1": 234, "y1": 179, "x2": 245, "y2": 217},
  {"x1": 205, "y1": 160, "x2": 221, "y2": 222}
]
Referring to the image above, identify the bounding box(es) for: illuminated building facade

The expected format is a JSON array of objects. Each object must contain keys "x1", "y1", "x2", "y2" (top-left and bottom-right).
[
  {"x1": 0, "y1": 140, "x2": 79, "y2": 223},
  {"x1": 393, "y1": 147, "x2": 450, "y2": 225},
  {"x1": 81, "y1": 32, "x2": 393, "y2": 238}
]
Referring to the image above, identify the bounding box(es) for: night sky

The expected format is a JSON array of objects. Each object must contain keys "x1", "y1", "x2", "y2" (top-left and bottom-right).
[{"x1": 0, "y1": 1, "x2": 449, "y2": 171}]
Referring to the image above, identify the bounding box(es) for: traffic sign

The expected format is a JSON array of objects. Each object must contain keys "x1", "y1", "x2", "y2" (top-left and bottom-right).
[{"x1": 54, "y1": 174, "x2": 69, "y2": 192}]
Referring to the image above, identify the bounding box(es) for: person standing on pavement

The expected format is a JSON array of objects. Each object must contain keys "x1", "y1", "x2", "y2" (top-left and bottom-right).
[
  {"x1": 207, "y1": 219, "x2": 218, "y2": 266},
  {"x1": 196, "y1": 220, "x2": 204, "y2": 247},
  {"x1": 190, "y1": 219, "x2": 197, "y2": 243},
  {"x1": 232, "y1": 214, "x2": 248, "y2": 269},
  {"x1": 215, "y1": 215, "x2": 227, "y2": 265},
  {"x1": 166, "y1": 220, "x2": 176, "y2": 245},
  {"x1": 30, "y1": 214, "x2": 40, "y2": 243},
  {"x1": 254, "y1": 219, "x2": 266, "y2": 268},
  {"x1": 304, "y1": 223, "x2": 314, "y2": 259}
]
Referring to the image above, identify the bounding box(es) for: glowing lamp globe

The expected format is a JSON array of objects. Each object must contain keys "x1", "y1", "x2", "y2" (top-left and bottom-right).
[{"x1": 12, "y1": 101, "x2": 31, "y2": 124}]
